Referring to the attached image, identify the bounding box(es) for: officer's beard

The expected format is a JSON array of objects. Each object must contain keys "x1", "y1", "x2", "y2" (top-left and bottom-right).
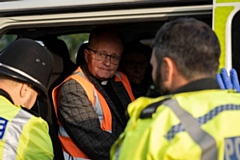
[{"x1": 154, "y1": 67, "x2": 169, "y2": 96}]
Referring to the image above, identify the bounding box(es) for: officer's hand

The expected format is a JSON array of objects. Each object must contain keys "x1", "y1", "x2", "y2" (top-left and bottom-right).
[{"x1": 216, "y1": 68, "x2": 240, "y2": 92}]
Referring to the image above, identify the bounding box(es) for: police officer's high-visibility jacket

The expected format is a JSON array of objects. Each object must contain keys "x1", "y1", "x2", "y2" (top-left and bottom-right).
[
  {"x1": 111, "y1": 83, "x2": 240, "y2": 160},
  {"x1": 0, "y1": 92, "x2": 54, "y2": 160},
  {"x1": 52, "y1": 67, "x2": 135, "y2": 160}
]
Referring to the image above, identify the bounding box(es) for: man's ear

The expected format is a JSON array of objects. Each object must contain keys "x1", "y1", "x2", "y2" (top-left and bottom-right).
[
  {"x1": 19, "y1": 83, "x2": 29, "y2": 98},
  {"x1": 161, "y1": 57, "x2": 176, "y2": 82},
  {"x1": 84, "y1": 49, "x2": 89, "y2": 63}
]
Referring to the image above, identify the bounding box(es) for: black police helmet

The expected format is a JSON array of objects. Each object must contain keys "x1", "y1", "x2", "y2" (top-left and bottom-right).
[{"x1": 0, "y1": 38, "x2": 54, "y2": 99}]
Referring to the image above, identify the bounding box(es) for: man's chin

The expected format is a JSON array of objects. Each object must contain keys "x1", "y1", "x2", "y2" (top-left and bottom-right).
[
  {"x1": 131, "y1": 77, "x2": 143, "y2": 83},
  {"x1": 154, "y1": 84, "x2": 169, "y2": 96},
  {"x1": 131, "y1": 80, "x2": 142, "y2": 84},
  {"x1": 97, "y1": 75, "x2": 112, "y2": 81}
]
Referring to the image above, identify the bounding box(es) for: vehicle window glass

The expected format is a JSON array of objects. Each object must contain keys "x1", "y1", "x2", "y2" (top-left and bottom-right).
[
  {"x1": 0, "y1": 34, "x2": 17, "y2": 52},
  {"x1": 232, "y1": 10, "x2": 240, "y2": 80},
  {"x1": 59, "y1": 33, "x2": 89, "y2": 64}
]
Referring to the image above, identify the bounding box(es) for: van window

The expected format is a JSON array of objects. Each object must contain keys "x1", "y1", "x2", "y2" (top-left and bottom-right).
[
  {"x1": 232, "y1": 10, "x2": 240, "y2": 80},
  {"x1": 0, "y1": 34, "x2": 17, "y2": 52},
  {"x1": 59, "y1": 33, "x2": 89, "y2": 64}
]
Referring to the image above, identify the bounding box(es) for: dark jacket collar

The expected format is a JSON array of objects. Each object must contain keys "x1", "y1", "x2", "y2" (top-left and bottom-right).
[
  {"x1": 0, "y1": 89, "x2": 14, "y2": 104},
  {"x1": 171, "y1": 78, "x2": 220, "y2": 95},
  {"x1": 0, "y1": 88, "x2": 39, "y2": 117}
]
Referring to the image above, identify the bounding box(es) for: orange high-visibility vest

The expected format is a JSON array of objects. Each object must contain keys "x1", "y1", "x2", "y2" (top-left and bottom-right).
[{"x1": 52, "y1": 67, "x2": 135, "y2": 159}]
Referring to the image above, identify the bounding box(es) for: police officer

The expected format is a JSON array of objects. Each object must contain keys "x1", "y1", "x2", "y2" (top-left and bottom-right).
[
  {"x1": 0, "y1": 38, "x2": 54, "y2": 159},
  {"x1": 110, "y1": 18, "x2": 240, "y2": 160}
]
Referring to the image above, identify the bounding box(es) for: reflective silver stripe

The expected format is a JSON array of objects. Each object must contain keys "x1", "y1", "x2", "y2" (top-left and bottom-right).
[
  {"x1": 0, "y1": 63, "x2": 46, "y2": 90},
  {"x1": 63, "y1": 151, "x2": 90, "y2": 160},
  {"x1": 59, "y1": 127, "x2": 111, "y2": 159},
  {"x1": 2, "y1": 109, "x2": 32, "y2": 160},
  {"x1": 164, "y1": 99, "x2": 218, "y2": 160},
  {"x1": 59, "y1": 127, "x2": 90, "y2": 159},
  {"x1": 93, "y1": 89, "x2": 104, "y2": 124},
  {"x1": 115, "y1": 71, "x2": 122, "y2": 80},
  {"x1": 114, "y1": 145, "x2": 121, "y2": 160},
  {"x1": 73, "y1": 71, "x2": 84, "y2": 77},
  {"x1": 59, "y1": 126, "x2": 69, "y2": 137},
  {"x1": 74, "y1": 71, "x2": 112, "y2": 133}
]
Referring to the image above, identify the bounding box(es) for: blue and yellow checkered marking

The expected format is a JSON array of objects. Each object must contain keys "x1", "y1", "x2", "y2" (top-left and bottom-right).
[{"x1": 165, "y1": 104, "x2": 240, "y2": 141}]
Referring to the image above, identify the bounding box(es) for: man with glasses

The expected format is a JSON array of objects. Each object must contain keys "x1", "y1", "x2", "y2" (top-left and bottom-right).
[
  {"x1": 52, "y1": 27, "x2": 135, "y2": 160},
  {"x1": 119, "y1": 41, "x2": 152, "y2": 98}
]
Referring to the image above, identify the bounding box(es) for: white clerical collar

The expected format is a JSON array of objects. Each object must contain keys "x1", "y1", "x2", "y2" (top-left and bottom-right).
[{"x1": 101, "y1": 80, "x2": 108, "y2": 85}]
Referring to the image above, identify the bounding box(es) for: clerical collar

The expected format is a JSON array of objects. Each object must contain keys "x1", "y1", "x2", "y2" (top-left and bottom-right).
[{"x1": 101, "y1": 80, "x2": 108, "y2": 85}]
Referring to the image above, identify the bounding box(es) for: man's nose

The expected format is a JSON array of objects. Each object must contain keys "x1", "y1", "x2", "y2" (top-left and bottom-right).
[
  {"x1": 103, "y1": 55, "x2": 111, "y2": 65},
  {"x1": 135, "y1": 63, "x2": 142, "y2": 71}
]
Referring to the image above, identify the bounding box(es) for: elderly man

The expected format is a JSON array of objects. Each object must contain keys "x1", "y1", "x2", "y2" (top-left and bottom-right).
[{"x1": 52, "y1": 27, "x2": 135, "y2": 160}]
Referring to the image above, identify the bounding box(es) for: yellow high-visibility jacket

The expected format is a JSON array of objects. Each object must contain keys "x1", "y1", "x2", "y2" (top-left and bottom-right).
[
  {"x1": 0, "y1": 95, "x2": 53, "y2": 160},
  {"x1": 111, "y1": 90, "x2": 240, "y2": 160}
]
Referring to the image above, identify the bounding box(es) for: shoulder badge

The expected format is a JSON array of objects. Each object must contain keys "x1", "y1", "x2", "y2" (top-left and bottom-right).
[{"x1": 140, "y1": 98, "x2": 170, "y2": 119}]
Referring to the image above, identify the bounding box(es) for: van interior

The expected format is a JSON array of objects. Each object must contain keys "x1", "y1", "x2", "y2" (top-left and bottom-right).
[{"x1": 0, "y1": 0, "x2": 214, "y2": 159}]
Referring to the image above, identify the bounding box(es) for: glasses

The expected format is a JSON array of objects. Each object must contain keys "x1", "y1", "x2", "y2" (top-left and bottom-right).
[
  {"x1": 125, "y1": 60, "x2": 148, "y2": 69},
  {"x1": 87, "y1": 48, "x2": 121, "y2": 65}
]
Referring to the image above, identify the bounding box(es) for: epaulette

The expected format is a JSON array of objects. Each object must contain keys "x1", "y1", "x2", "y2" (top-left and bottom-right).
[{"x1": 140, "y1": 98, "x2": 170, "y2": 119}]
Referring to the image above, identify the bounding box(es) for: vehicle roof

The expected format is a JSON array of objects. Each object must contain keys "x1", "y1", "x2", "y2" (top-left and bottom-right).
[
  {"x1": 0, "y1": 0, "x2": 212, "y2": 16},
  {"x1": 0, "y1": 0, "x2": 213, "y2": 46}
]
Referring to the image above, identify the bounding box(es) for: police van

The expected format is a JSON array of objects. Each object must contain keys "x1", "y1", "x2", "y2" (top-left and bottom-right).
[
  {"x1": 0, "y1": 0, "x2": 239, "y2": 159},
  {"x1": 213, "y1": 1, "x2": 240, "y2": 159},
  {"x1": 0, "y1": 0, "x2": 213, "y2": 119},
  {"x1": 213, "y1": 0, "x2": 240, "y2": 76}
]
